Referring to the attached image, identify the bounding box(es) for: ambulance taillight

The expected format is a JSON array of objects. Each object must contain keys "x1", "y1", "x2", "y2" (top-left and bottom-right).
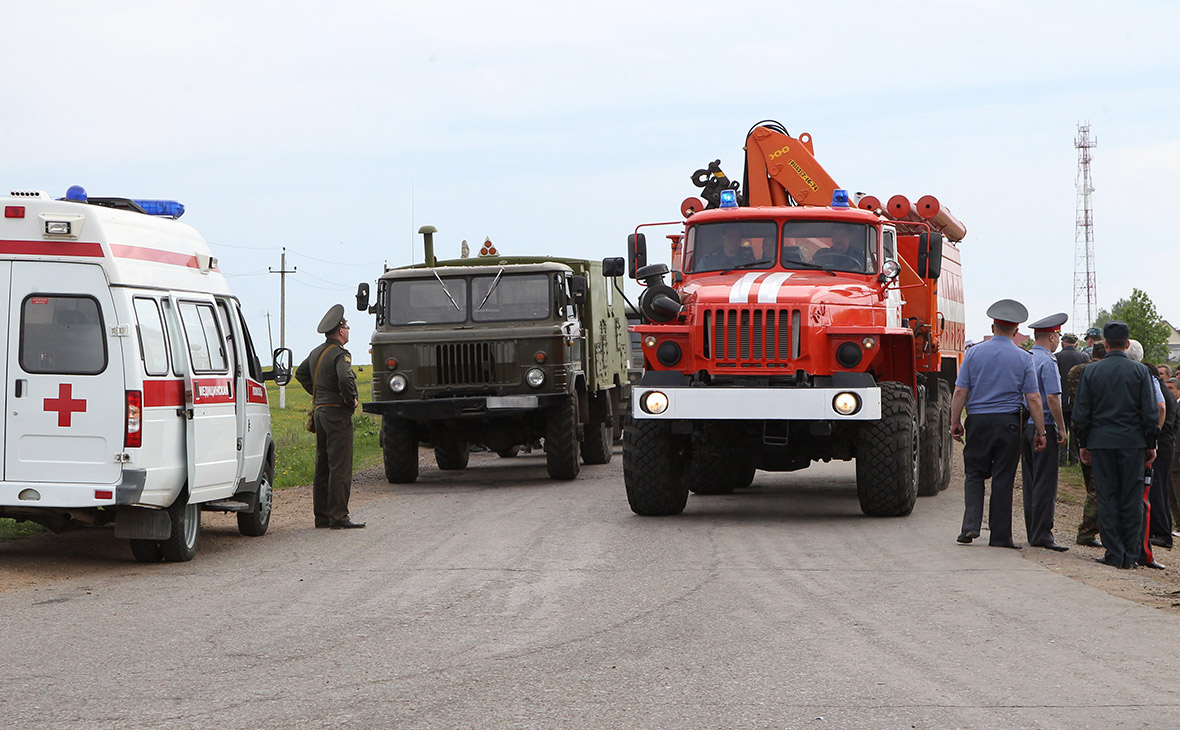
[{"x1": 125, "y1": 391, "x2": 142, "y2": 448}]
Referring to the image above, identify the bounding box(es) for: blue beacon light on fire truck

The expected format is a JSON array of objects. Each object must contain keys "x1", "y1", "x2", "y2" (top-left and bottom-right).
[{"x1": 719, "y1": 189, "x2": 738, "y2": 208}]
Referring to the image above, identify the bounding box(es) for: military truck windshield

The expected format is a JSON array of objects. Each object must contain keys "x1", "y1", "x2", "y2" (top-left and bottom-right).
[
  {"x1": 387, "y1": 278, "x2": 469, "y2": 325},
  {"x1": 472, "y1": 273, "x2": 551, "y2": 322},
  {"x1": 686, "y1": 221, "x2": 776, "y2": 273},
  {"x1": 781, "y1": 221, "x2": 877, "y2": 274}
]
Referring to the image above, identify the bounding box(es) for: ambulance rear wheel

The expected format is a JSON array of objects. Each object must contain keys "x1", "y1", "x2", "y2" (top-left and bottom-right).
[
  {"x1": 382, "y1": 415, "x2": 419, "y2": 484},
  {"x1": 237, "y1": 462, "x2": 273, "y2": 537},
  {"x1": 434, "y1": 439, "x2": 470, "y2": 471},
  {"x1": 160, "y1": 498, "x2": 200, "y2": 563},
  {"x1": 129, "y1": 538, "x2": 163, "y2": 563}
]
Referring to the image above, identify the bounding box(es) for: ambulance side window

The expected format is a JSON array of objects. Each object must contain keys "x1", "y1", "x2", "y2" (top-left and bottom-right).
[
  {"x1": 178, "y1": 301, "x2": 229, "y2": 374},
  {"x1": 133, "y1": 297, "x2": 170, "y2": 376},
  {"x1": 216, "y1": 300, "x2": 239, "y2": 378},
  {"x1": 236, "y1": 309, "x2": 263, "y2": 381},
  {"x1": 160, "y1": 299, "x2": 187, "y2": 376},
  {"x1": 19, "y1": 295, "x2": 107, "y2": 375}
]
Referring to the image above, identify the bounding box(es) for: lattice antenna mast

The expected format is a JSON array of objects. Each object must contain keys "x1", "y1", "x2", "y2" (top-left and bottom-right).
[{"x1": 1073, "y1": 123, "x2": 1098, "y2": 329}]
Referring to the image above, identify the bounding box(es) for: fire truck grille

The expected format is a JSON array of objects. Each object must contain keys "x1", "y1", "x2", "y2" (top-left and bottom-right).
[
  {"x1": 420, "y1": 342, "x2": 517, "y2": 386},
  {"x1": 703, "y1": 308, "x2": 802, "y2": 366}
]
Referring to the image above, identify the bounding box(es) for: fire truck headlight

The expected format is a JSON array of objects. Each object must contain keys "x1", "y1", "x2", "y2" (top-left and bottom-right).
[
  {"x1": 388, "y1": 373, "x2": 408, "y2": 394},
  {"x1": 836, "y1": 342, "x2": 863, "y2": 368},
  {"x1": 832, "y1": 392, "x2": 861, "y2": 416},
  {"x1": 641, "y1": 390, "x2": 669, "y2": 414},
  {"x1": 656, "y1": 341, "x2": 682, "y2": 366},
  {"x1": 526, "y1": 368, "x2": 546, "y2": 388}
]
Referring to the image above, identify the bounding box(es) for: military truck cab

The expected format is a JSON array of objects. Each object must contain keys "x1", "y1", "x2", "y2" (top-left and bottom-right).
[{"x1": 358, "y1": 232, "x2": 631, "y2": 482}]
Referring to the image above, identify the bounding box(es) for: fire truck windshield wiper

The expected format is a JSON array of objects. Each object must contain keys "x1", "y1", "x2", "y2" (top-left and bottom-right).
[
  {"x1": 477, "y1": 267, "x2": 505, "y2": 311},
  {"x1": 721, "y1": 260, "x2": 772, "y2": 275},
  {"x1": 785, "y1": 260, "x2": 838, "y2": 276},
  {"x1": 432, "y1": 270, "x2": 461, "y2": 311}
]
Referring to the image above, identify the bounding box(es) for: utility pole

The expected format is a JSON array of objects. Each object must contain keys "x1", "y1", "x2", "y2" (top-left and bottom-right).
[
  {"x1": 269, "y1": 249, "x2": 296, "y2": 408},
  {"x1": 1073, "y1": 123, "x2": 1098, "y2": 330}
]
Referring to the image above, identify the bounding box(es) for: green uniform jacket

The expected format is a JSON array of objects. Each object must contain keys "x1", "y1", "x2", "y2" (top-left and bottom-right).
[
  {"x1": 295, "y1": 340, "x2": 358, "y2": 409},
  {"x1": 1073, "y1": 350, "x2": 1158, "y2": 449}
]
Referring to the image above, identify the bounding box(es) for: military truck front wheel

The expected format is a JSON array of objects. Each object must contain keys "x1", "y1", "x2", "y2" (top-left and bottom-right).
[
  {"x1": 581, "y1": 421, "x2": 613, "y2": 465},
  {"x1": 623, "y1": 419, "x2": 689, "y2": 515},
  {"x1": 381, "y1": 415, "x2": 419, "y2": 484},
  {"x1": 545, "y1": 394, "x2": 581, "y2": 480},
  {"x1": 855, "y1": 381, "x2": 919, "y2": 517},
  {"x1": 434, "y1": 439, "x2": 470, "y2": 471}
]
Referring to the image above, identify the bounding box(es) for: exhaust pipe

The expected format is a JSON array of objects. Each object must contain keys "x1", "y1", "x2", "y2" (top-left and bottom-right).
[{"x1": 418, "y1": 225, "x2": 438, "y2": 266}]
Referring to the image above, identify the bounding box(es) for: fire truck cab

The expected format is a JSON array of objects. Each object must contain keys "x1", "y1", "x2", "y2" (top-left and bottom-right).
[{"x1": 0, "y1": 187, "x2": 291, "y2": 562}]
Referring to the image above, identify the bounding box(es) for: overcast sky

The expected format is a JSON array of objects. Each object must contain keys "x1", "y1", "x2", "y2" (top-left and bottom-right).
[{"x1": 3, "y1": 1, "x2": 1177, "y2": 363}]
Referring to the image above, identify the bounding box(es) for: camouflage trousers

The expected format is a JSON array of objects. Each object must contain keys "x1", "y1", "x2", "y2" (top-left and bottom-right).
[{"x1": 1077, "y1": 460, "x2": 1100, "y2": 542}]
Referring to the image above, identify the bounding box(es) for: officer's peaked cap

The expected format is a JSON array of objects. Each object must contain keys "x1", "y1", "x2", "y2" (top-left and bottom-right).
[
  {"x1": 1028, "y1": 312, "x2": 1067, "y2": 332},
  {"x1": 317, "y1": 304, "x2": 347, "y2": 334},
  {"x1": 985, "y1": 299, "x2": 1028, "y2": 325}
]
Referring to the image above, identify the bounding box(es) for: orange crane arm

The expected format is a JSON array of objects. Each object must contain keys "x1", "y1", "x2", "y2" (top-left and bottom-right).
[{"x1": 744, "y1": 125, "x2": 841, "y2": 207}]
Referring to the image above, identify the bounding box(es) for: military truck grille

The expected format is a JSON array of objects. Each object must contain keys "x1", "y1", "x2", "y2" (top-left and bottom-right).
[
  {"x1": 419, "y1": 341, "x2": 518, "y2": 386},
  {"x1": 703, "y1": 307, "x2": 802, "y2": 366}
]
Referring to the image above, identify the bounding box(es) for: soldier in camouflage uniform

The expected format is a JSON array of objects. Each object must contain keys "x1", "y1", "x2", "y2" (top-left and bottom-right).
[{"x1": 1068, "y1": 342, "x2": 1105, "y2": 547}]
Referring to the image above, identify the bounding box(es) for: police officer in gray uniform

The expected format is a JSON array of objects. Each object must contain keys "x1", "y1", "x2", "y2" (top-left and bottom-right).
[
  {"x1": 950, "y1": 299, "x2": 1046, "y2": 548},
  {"x1": 1022, "y1": 312, "x2": 1070, "y2": 551},
  {"x1": 295, "y1": 304, "x2": 364, "y2": 529}
]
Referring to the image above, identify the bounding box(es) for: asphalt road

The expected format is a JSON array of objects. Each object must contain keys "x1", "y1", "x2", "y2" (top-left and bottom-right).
[{"x1": 3, "y1": 448, "x2": 1180, "y2": 729}]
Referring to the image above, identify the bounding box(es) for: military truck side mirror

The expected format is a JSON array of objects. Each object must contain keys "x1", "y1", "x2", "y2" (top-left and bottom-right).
[
  {"x1": 356, "y1": 282, "x2": 370, "y2": 311},
  {"x1": 627, "y1": 233, "x2": 647, "y2": 279},
  {"x1": 601, "y1": 257, "x2": 625, "y2": 278},
  {"x1": 268, "y1": 347, "x2": 292, "y2": 386},
  {"x1": 569, "y1": 275, "x2": 588, "y2": 305}
]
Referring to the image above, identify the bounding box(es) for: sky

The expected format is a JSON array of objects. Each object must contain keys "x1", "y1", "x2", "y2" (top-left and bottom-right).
[{"x1": 3, "y1": 0, "x2": 1178, "y2": 363}]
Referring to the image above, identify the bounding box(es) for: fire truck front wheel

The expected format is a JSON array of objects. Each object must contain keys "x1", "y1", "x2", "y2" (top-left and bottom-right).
[
  {"x1": 160, "y1": 498, "x2": 200, "y2": 563},
  {"x1": 623, "y1": 420, "x2": 689, "y2": 516},
  {"x1": 382, "y1": 415, "x2": 420, "y2": 484},
  {"x1": 545, "y1": 394, "x2": 581, "y2": 480},
  {"x1": 855, "y1": 382, "x2": 919, "y2": 517}
]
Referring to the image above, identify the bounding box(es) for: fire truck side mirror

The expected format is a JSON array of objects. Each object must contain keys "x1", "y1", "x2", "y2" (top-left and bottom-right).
[
  {"x1": 269, "y1": 347, "x2": 293, "y2": 386},
  {"x1": 569, "y1": 275, "x2": 588, "y2": 305},
  {"x1": 355, "y1": 282, "x2": 371, "y2": 311},
  {"x1": 601, "y1": 257, "x2": 626, "y2": 278},
  {"x1": 627, "y1": 233, "x2": 647, "y2": 279},
  {"x1": 924, "y1": 232, "x2": 944, "y2": 279}
]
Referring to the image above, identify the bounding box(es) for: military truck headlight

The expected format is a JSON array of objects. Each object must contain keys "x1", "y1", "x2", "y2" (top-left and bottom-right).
[
  {"x1": 832, "y1": 392, "x2": 861, "y2": 416},
  {"x1": 641, "y1": 390, "x2": 669, "y2": 414},
  {"x1": 526, "y1": 368, "x2": 545, "y2": 387},
  {"x1": 388, "y1": 373, "x2": 408, "y2": 394}
]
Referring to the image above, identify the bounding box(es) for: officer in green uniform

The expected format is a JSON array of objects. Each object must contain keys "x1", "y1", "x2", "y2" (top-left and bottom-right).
[{"x1": 295, "y1": 304, "x2": 364, "y2": 529}]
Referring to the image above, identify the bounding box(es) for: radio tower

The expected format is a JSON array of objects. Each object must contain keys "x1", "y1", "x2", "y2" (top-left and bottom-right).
[{"x1": 1073, "y1": 123, "x2": 1098, "y2": 330}]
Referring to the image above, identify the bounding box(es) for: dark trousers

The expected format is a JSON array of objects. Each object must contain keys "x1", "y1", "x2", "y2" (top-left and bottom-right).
[
  {"x1": 313, "y1": 406, "x2": 355, "y2": 526},
  {"x1": 1090, "y1": 448, "x2": 1146, "y2": 568},
  {"x1": 1022, "y1": 423, "x2": 1060, "y2": 546},
  {"x1": 1058, "y1": 411, "x2": 1079, "y2": 466},
  {"x1": 1076, "y1": 459, "x2": 1100, "y2": 543},
  {"x1": 962, "y1": 413, "x2": 1022, "y2": 545},
  {"x1": 1170, "y1": 448, "x2": 1180, "y2": 527},
  {"x1": 1149, "y1": 440, "x2": 1174, "y2": 544}
]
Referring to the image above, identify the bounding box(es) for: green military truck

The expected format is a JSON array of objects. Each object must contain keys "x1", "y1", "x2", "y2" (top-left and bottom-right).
[{"x1": 356, "y1": 227, "x2": 632, "y2": 482}]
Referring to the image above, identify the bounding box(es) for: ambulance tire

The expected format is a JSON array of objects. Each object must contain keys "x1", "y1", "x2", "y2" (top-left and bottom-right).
[
  {"x1": 129, "y1": 538, "x2": 163, "y2": 563},
  {"x1": 434, "y1": 439, "x2": 470, "y2": 471},
  {"x1": 545, "y1": 394, "x2": 581, "y2": 480},
  {"x1": 581, "y1": 421, "x2": 613, "y2": 465},
  {"x1": 855, "y1": 381, "x2": 919, "y2": 517},
  {"x1": 160, "y1": 498, "x2": 200, "y2": 563},
  {"x1": 918, "y1": 381, "x2": 944, "y2": 498},
  {"x1": 623, "y1": 419, "x2": 689, "y2": 516},
  {"x1": 382, "y1": 415, "x2": 419, "y2": 484},
  {"x1": 237, "y1": 461, "x2": 273, "y2": 537}
]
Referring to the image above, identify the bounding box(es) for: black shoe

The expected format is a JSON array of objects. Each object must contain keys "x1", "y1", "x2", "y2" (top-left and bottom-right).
[
  {"x1": 1037, "y1": 542, "x2": 1070, "y2": 552},
  {"x1": 990, "y1": 542, "x2": 1022, "y2": 550},
  {"x1": 330, "y1": 520, "x2": 366, "y2": 529},
  {"x1": 957, "y1": 531, "x2": 980, "y2": 544},
  {"x1": 1094, "y1": 556, "x2": 1125, "y2": 568},
  {"x1": 1076, "y1": 537, "x2": 1102, "y2": 548},
  {"x1": 1144, "y1": 561, "x2": 1166, "y2": 570},
  {"x1": 1149, "y1": 536, "x2": 1172, "y2": 548}
]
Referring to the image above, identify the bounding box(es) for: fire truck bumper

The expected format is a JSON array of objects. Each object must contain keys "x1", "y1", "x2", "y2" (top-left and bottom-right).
[{"x1": 632, "y1": 386, "x2": 882, "y2": 421}]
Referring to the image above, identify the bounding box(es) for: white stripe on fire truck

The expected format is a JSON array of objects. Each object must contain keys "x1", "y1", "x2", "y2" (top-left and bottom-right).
[
  {"x1": 729, "y1": 272, "x2": 767, "y2": 303},
  {"x1": 756, "y1": 272, "x2": 793, "y2": 303}
]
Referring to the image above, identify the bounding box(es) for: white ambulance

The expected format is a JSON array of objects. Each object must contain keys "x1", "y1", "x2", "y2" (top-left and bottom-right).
[{"x1": 0, "y1": 186, "x2": 292, "y2": 562}]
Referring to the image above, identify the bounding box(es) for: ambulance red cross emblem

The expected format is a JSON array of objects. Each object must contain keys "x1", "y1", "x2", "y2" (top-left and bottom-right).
[{"x1": 44, "y1": 383, "x2": 87, "y2": 427}]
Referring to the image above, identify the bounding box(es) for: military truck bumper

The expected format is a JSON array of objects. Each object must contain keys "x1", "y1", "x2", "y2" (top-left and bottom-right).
[
  {"x1": 363, "y1": 393, "x2": 569, "y2": 420},
  {"x1": 631, "y1": 385, "x2": 882, "y2": 421}
]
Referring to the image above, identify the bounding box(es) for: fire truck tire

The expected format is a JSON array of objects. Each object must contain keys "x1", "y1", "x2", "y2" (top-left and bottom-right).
[
  {"x1": 434, "y1": 440, "x2": 470, "y2": 470},
  {"x1": 237, "y1": 461, "x2": 273, "y2": 537},
  {"x1": 129, "y1": 538, "x2": 163, "y2": 563},
  {"x1": 918, "y1": 381, "x2": 944, "y2": 498},
  {"x1": 937, "y1": 381, "x2": 952, "y2": 491},
  {"x1": 623, "y1": 420, "x2": 689, "y2": 515},
  {"x1": 545, "y1": 394, "x2": 581, "y2": 480},
  {"x1": 688, "y1": 425, "x2": 738, "y2": 495},
  {"x1": 581, "y1": 421, "x2": 613, "y2": 465},
  {"x1": 855, "y1": 381, "x2": 918, "y2": 517},
  {"x1": 160, "y1": 498, "x2": 200, "y2": 562},
  {"x1": 496, "y1": 445, "x2": 521, "y2": 458},
  {"x1": 382, "y1": 415, "x2": 419, "y2": 484}
]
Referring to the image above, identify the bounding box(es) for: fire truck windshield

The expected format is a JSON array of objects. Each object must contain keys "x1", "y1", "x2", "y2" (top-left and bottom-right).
[
  {"x1": 781, "y1": 221, "x2": 877, "y2": 274},
  {"x1": 686, "y1": 221, "x2": 776, "y2": 273}
]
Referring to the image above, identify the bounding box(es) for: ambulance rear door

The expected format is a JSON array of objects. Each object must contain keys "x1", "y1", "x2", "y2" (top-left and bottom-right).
[
  {"x1": 4, "y1": 262, "x2": 126, "y2": 485},
  {"x1": 171, "y1": 294, "x2": 238, "y2": 502}
]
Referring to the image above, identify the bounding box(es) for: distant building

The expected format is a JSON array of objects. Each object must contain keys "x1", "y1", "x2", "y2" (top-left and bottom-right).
[{"x1": 1165, "y1": 320, "x2": 1180, "y2": 363}]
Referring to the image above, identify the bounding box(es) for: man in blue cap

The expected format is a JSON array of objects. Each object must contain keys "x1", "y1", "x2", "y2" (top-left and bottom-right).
[
  {"x1": 1073, "y1": 320, "x2": 1159, "y2": 568},
  {"x1": 951, "y1": 299, "x2": 1046, "y2": 548},
  {"x1": 1081, "y1": 327, "x2": 1102, "y2": 358},
  {"x1": 1022, "y1": 312, "x2": 1069, "y2": 551}
]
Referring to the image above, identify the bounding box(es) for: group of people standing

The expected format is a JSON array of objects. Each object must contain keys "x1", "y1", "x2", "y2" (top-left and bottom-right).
[{"x1": 951, "y1": 298, "x2": 1175, "y2": 570}]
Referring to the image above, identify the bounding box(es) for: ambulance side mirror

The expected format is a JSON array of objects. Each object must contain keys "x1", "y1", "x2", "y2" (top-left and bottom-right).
[
  {"x1": 356, "y1": 283, "x2": 370, "y2": 311},
  {"x1": 269, "y1": 347, "x2": 292, "y2": 386}
]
